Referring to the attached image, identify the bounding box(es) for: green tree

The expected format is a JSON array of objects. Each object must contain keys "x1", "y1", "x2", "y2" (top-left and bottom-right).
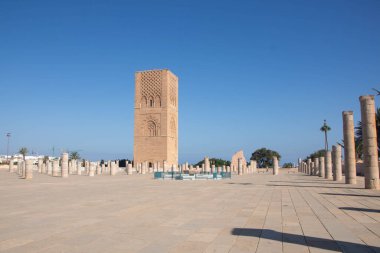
[
  {"x1": 320, "y1": 119, "x2": 331, "y2": 151},
  {"x1": 304, "y1": 149, "x2": 326, "y2": 161},
  {"x1": 250, "y1": 148, "x2": 281, "y2": 168},
  {"x1": 69, "y1": 151, "x2": 81, "y2": 160},
  {"x1": 18, "y1": 147, "x2": 28, "y2": 160},
  {"x1": 282, "y1": 162, "x2": 293, "y2": 168},
  {"x1": 194, "y1": 158, "x2": 230, "y2": 167}
]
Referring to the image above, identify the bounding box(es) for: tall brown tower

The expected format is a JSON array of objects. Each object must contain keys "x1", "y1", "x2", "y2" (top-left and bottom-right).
[{"x1": 133, "y1": 69, "x2": 178, "y2": 167}]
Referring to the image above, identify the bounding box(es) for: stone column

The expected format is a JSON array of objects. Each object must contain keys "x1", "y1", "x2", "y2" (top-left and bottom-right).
[
  {"x1": 106, "y1": 161, "x2": 111, "y2": 174},
  {"x1": 360, "y1": 95, "x2": 379, "y2": 189},
  {"x1": 37, "y1": 158, "x2": 43, "y2": 173},
  {"x1": 110, "y1": 162, "x2": 117, "y2": 176},
  {"x1": 77, "y1": 160, "x2": 82, "y2": 175},
  {"x1": 332, "y1": 145, "x2": 343, "y2": 181},
  {"x1": 211, "y1": 164, "x2": 215, "y2": 174},
  {"x1": 52, "y1": 160, "x2": 59, "y2": 177},
  {"x1": 343, "y1": 111, "x2": 357, "y2": 184},
  {"x1": 25, "y1": 159, "x2": 33, "y2": 179},
  {"x1": 311, "y1": 162, "x2": 315, "y2": 176},
  {"x1": 96, "y1": 162, "x2": 101, "y2": 174},
  {"x1": 127, "y1": 163, "x2": 133, "y2": 175},
  {"x1": 252, "y1": 160, "x2": 257, "y2": 173},
  {"x1": 89, "y1": 162, "x2": 95, "y2": 177},
  {"x1": 70, "y1": 159, "x2": 75, "y2": 174},
  {"x1": 163, "y1": 160, "x2": 167, "y2": 173},
  {"x1": 21, "y1": 160, "x2": 26, "y2": 178},
  {"x1": 205, "y1": 157, "x2": 210, "y2": 173},
  {"x1": 313, "y1": 158, "x2": 319, "y2": 176},
  {"x1": 47, "y1": 160, "x2": 52, "y2": 175},
  {"x1": 307, "y1": 159, "x2": 312, "y2": 175},
  {"x1": 61, "y1": 153, "x2": 69, "y2": 178},
  {"x1": 325, "y1": 151, "x2": 333, "y2": 180},
  {"x1": 273, "y1": 156, "x2": 279, "y2": 175},
  {"x1": 319, "y1": 156, "x2": 325, "y2": 178},
  {"x1": 8, "y1": 158, "x2": 14, "y2": 172}
]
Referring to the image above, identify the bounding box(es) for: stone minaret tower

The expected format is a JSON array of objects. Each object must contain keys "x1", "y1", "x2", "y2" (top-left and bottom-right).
[{"x1": 134, "y1": 69, "x2": 178, "y2": 167}]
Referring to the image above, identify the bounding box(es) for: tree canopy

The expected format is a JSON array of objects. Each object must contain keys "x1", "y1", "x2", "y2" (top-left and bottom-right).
[
  {"x1": 194, "y1": 158, "x2": 230, "y2": 167},
  {"x1": 250, "y1": 148, "x2": 281, "y2": 168},
  {"x1": 282, "y1": 162, "x2": 294, "y2": 168},
  {"x1": 69, "y1": 151, "x2": 81, "y2": 160},
  {"x1": 304, "y1": 149, "x2": 326, "y2": 161},
  {"x1": 18, "y1": 147, "x2": 28, "y2": 160}
]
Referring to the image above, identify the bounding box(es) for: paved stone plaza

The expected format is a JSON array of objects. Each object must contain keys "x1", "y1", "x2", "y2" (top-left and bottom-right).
[{"x1": 1, "y1": 171, "x2": 380, "y2": 253}]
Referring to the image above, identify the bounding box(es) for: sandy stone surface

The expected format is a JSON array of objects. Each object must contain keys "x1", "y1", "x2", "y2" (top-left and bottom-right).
[{"x1": 1, "y1": 170, "x2": 380, "y2": 253}]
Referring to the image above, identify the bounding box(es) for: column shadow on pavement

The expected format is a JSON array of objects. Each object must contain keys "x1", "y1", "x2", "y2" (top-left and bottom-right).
[{"x1": 231, "y1": 228, "x2": 378, "y2": 253}]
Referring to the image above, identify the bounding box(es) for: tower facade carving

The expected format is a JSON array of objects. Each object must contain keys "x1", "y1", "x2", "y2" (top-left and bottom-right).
[{"x1": 134, "y1": 69, "x2": 178, "y2": 167}]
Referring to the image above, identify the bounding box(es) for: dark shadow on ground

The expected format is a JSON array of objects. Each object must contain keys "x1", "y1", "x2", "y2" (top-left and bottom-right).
[
  {"x1": 231, "y1": 228, "x2": 377, "y2": 253},
  {"x1": 227, "y1": 183, "x2": 253, "y2": 185},
  {"x1": 321, "y1": 193, "x2": 380, "y2": 198},
  {"x1": 340, "y1": 207, "x2": 380, "y2": 213},
  {"x1": 269, "y1": 180, "x2": 345, "y2": 185},
  {"x1": 266, "y1": 184, "x2": 358, "y2": 189}
]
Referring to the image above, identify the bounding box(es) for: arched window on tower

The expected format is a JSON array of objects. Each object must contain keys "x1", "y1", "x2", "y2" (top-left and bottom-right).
[
  {"x1": 147, "y1": 121, "x2": 157, "y2": 136},
  {"x1": 148, "y1": 96, "x2": 154, "y2": 107}
]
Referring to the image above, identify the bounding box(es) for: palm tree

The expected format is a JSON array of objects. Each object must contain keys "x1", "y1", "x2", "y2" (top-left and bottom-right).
[
  {"x1": 320, "y1": 120, "x2": 331, "y2": 151},
  {"x1": 69, "y1": 151, "x2": 81, "y2": 160},
  {"x1": 19, "y1": 147, "x2": 28, "y2": 160}
]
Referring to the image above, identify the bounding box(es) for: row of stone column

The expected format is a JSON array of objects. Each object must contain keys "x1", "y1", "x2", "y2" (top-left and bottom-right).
[
  {"x1": 299, "y1": 95, "x2": 379, "y2": 189},
  {"x1": 8, "y1": 153, "x2": 129, "y2": 179}
]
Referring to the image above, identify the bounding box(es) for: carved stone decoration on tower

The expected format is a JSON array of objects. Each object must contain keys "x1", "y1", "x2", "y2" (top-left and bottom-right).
[{"x1": 134, "y1": 69, "x2": 178, "y2": 167}]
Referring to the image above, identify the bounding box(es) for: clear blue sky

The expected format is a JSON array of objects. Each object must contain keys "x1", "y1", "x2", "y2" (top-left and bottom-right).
[{"x1": 1, "y1": 0, "x2": 380, "y2": 164}]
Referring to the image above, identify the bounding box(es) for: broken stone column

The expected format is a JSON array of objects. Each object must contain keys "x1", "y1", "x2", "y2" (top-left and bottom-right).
[
  {"x1": 110, "y1": 162, "x2": 117, "y2": 176},
  {"x1": 360, "y1": 95, "x2": 379, "y2": 189},
  {"x1": 127, "y1": 163, "x2": 133, "y2": 175},
  {"x1": 21, "y1": 160, "x2": 26, "y2": 178},
  {"x1": 342, "y1": 111, "x2": 357, "y2": 184},
  {"x1": 61, "y1": 153, "x2": 69, "y2": 178},
  {"x1": 77, "y1": 160, "x2": 82, "y2": 175},
  {"x1": 38, "y1": 158, "x2": 43, "y2": 173},
  {"x1": 96, "y1": 162, "x2": 101, "y2": 174},
  {"x1": 298, "y1": 158, "x2": 302, "y2": 173},
  {"x1": 8, "y1": 158, "x2": 14, "y2": 172},
  {"x1": 211, "y1": 164, "x2": 216, "y2": 174},
  {"x1": 307, "y1": 159, "x2": 312, "y2": 175},
  {"x1": 89, "y1": 162, "x2": 95, "y2": 177},
  {"x1": 69, "y1": 159, "x2": 75, "y2": 175},
  {"x1": 273, "y1": 156, "x2": 279, "y2": 175},
  {"x1": 325, "y1": 151, "x2": 333, "y2": 180},
  {"x1": 313, "y1": 158, "x2": 319, "y2": 176},
  {"x1": 25, "y1": 159, "x2": 33, "y2": 179},
  {"x1": 204, "y1": 157, "x2": 210, "y2": 173},
  {"x1": 52, "y1": 160, "x2": 59, "y2": 177},
  {"x1": 319, "y1": 156, "x2": 325, "y2": 178},
  {"x1": 252, "y1": 160, "x2": 257, "y2": 173},
  {"x1": 47, "y1": 160, "x2": 52, "y2": 175},
  {"x1": 332, "y1": 145, "x2": 343, "y2": 181}
]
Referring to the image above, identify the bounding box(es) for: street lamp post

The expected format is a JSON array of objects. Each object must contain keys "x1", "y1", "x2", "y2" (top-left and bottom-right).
[{"x1": 6, "y1": 133, "x2": 11, "y2": 162}]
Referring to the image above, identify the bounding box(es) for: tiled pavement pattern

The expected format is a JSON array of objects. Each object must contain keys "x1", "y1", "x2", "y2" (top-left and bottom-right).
[{"x1": 1, "y1": 170, "x2": 380, "y2": 253}]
